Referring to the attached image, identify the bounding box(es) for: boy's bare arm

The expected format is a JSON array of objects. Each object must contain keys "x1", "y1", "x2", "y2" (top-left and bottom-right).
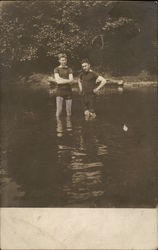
[
  {"x1": 69, "y1": 73, "x2": 73, "y2": 81},
  {"x1": 93, "y1": 75, "x2": 107, "y2": 93},
  {"x1": 54, "y1": 73, "x2": 73, "y2": 84},
  {"x1": 78, "y1": 78, "x2": 83, "y2": 92}
]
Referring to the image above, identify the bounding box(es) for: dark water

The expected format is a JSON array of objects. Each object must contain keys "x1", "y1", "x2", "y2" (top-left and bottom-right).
[{"x1": 1, "y1": 84, "x2": 158, "y2": 207}]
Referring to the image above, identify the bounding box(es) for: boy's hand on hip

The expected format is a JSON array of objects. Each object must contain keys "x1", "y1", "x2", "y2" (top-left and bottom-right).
[
  {"x1": 73, "y1": 79, "x2": 78, "y2": 84},
  {"x1": 48, "y1": 76, "x2": 53, "y2": 81}
]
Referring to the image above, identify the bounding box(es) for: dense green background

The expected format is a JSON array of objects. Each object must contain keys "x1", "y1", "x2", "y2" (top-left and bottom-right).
[{"x1": 0, "y1": 1, "x2": 157, "y2": 76}]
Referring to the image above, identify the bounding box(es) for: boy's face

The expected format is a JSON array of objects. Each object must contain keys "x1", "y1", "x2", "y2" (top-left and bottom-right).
[
  {"x1": 59, "y1": 57, "x2": 67, "y2": 67},
  {"x1": 82, "y1": 63, "x2": 90, "y2": 72}
]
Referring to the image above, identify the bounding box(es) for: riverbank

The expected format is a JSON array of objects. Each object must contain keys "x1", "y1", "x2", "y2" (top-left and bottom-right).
[
  {"x1": 22, "y1": 72, "x2": 157, "y2": 86},
  {"x1": 2, "y1": 72, "x2": 157, "y2": 94},
  {"x1": 124, "y1": 81, "x2": 157, "y2": 88}
]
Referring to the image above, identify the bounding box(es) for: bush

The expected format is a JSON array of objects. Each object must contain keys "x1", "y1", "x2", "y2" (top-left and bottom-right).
[{"x1": 137, "y1": 70, "x2": 150, "y2": 81}]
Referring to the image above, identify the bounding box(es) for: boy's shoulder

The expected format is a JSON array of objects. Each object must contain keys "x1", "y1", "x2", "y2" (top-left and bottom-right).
[
  {"x1": 78, "y1": 70, "x2": 83, "y2": 78},
  {"x1": 54, "y1": 66, "x2": 72, "y2": 70},
  {"x1": 89, "y1": 69, "x2": 98, "y2": 74},
  {"x1": 78, "y1": 69, "x2": 98, "y2": 78},
  {"x1": 90, "y1": 69, "x2": 99, "y2": 77},
  {"x1": 54, "y1": 66, "x2": 60, "y2": 71}
]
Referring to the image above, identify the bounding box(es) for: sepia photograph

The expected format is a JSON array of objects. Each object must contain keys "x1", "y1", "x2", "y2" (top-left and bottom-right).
[{"x1": 0, "y1": 1, "x2": 158, "y2": 249}]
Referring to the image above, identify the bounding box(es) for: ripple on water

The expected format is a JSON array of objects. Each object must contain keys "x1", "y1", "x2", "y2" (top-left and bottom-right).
[{"x1": 70, "y1": 161, "x2": 103, "y2": 171}]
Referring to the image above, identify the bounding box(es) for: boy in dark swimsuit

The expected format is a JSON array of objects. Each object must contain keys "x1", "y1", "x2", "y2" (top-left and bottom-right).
[
  {"x1": 54, "y1": 53, "x2": 74, "y2": 117},
  {"x1": 78, "y1": 59, "x2": 107, "y2": 118}
]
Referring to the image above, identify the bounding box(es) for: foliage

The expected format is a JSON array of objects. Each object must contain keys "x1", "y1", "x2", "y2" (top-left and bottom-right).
[{"x1": 0, "y1": 1, "x2": 157, "y2": 75}]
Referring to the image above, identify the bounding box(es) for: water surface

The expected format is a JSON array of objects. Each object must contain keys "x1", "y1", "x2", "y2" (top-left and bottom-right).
[{"x1": 1, "y1": 85, "x2": 158, "y2": 207}]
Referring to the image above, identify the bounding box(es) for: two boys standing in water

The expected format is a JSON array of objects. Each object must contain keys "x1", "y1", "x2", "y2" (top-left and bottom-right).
[{"x1": 52, "y1": 53, "x2": 107, "y2": 119}]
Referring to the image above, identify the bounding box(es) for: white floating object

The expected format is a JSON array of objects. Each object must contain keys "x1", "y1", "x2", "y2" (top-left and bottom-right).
[
  {"x1": 84, "y1": 110, "x2": 90, "y2": 116},
  {"x1": 123, "y1": 124, "x2": 128, "y2": 131}
]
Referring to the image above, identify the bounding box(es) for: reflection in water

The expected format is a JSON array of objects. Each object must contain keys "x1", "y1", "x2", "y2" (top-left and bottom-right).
[
  {"x1": 0, "y1": 168, "x2": 25, "y2": 206},
  {"x1": 1, "y1": 86, "x2": 158, "y2": 207},
  {"x1": 66, "y1": 116, "x2": 72, "y2": 132},
  {"x1": 56, "y1": 118, "x2": 63, "y2": 137},
  {"x1": 56, "y1": 116, "x2": 72, "y2": 137},
  {"x1": 97, "y1": 144, "x2": 108, "y2": 156},
  {"x1": 56, "y1": 118, "x2": 107, "y2": 206}
]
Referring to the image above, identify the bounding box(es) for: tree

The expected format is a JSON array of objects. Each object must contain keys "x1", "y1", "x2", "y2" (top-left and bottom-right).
[{"x1": 0, "y1": 1, "x2": 157, "y2": 75}]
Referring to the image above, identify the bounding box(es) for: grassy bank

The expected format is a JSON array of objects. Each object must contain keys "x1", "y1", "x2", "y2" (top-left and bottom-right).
[
  {"x1": 2, "y1": 72, "x2": 157, "y2": 95},
  {"x1": 19, "y1": 72, "x2": 157, "y2": 88}
]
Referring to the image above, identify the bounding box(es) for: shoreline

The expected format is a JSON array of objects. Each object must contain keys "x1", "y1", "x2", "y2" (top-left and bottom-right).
[
  {"x1": 2, "y1": 73, "x2": 157, "y2": 93},
  {"x1": 123, "y1": 81, "x2": 157, "y2": 88}
]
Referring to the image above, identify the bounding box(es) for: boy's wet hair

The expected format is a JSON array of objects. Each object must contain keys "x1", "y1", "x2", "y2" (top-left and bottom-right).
[
  {"x1": 58, "y1": 53, "x2": 67, "y2": 60},
  {"x1": 81, "y1": 58, "x2": 90, "y2": 64}
]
